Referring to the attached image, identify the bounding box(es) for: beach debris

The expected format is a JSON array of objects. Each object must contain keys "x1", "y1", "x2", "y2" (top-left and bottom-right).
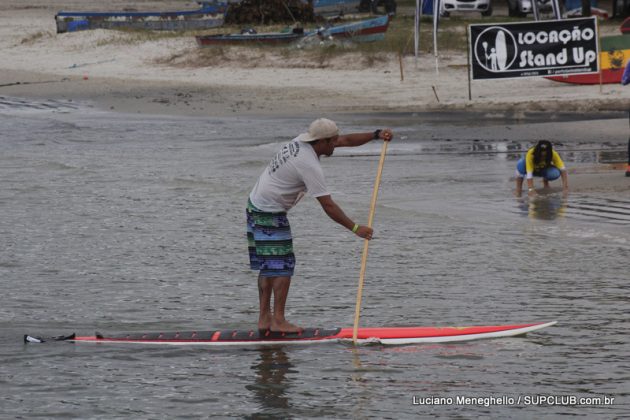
[
  {"x1": 69, "y1": 59, "x2": 116, "y2": 69},
  {"x1": 0, "y1": 78, "x2": 71, "y2": 88},
  {"x1": 197, "y1": 14, "x2": 389, "y2": 47},
  {"x1": 432, "y1": 86, "x2": 440, "y2": 102}
]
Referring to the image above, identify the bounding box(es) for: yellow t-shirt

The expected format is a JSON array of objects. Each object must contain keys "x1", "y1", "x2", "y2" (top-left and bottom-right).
[{"x1": 525, "y1": 147, "x2": 565, "y2": 179}]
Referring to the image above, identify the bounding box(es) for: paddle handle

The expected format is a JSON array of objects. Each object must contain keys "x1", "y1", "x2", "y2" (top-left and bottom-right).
[{"x1": 353, "y1": 140, "x2": 388, "y2": 344}]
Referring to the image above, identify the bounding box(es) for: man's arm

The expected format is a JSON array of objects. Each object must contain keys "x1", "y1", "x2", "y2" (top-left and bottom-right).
[
  {"x1": 316, "y1": 195, "x2": 373, "y2": 240},
  {"x1": 335, "y1": 128, "x2": 393, "y2": 148}
]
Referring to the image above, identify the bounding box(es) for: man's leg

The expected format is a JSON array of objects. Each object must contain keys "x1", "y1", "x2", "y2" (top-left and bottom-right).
[
  {"x1": 258, "y1": 275, "x2": 302, "y2": 333},
  {"x1": 258, "y1": 276, "x2": 303, "y2": 332},
  {"x1": 270, "y1": 276, "x2": 302, "y2": 333},
  {"x1": 258, "y1": 274, "x2": 273, "y2": 331}
]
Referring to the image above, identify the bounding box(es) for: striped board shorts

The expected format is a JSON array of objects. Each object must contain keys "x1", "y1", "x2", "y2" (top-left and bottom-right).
[{"x1": 246, "y1": 200, "x2": 295, "y2": 277}]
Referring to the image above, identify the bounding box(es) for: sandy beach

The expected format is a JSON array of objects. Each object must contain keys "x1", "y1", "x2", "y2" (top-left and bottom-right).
[{"x1": 1, "y1": 0, "x2": 629, "y2": 117}]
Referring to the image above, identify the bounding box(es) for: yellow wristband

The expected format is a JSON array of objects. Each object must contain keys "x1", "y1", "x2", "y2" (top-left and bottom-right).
[{"x1": 352, "y1": 224, "x2": 359, "y2": 233}]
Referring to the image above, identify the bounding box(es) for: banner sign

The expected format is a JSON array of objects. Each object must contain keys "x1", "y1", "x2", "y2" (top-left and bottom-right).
[{"x1": 469, "y1": 17, "x2": 599, "y2": 80}]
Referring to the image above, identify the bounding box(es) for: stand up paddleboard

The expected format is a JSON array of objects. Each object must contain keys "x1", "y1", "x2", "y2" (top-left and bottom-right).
[
  {"x1": 25, "y1": 321, "x2": 556, "y2": 346},
  {"x1": 495, "y1": 30, "x2": 507, "y2": 70}
]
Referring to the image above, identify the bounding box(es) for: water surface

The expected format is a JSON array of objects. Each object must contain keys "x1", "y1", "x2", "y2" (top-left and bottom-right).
[{"x1": 1, "y1": 98, "x2": 628, "y2": 418}]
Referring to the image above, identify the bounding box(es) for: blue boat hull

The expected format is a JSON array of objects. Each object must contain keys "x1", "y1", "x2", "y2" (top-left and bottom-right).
[
  {"x1": 55, "y1": 2, "x2": 226, "y2": 33},
  {"x1": 318, "y1": 14, "x2": 390, "y2": 42}
]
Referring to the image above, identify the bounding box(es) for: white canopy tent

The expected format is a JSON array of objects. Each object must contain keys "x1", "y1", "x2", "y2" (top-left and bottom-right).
[{"x1": 413, "y1": 0, "x2": 565, "y2": 70}]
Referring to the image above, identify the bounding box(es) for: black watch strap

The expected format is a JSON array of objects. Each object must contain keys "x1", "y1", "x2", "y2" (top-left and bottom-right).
[{"x1": 373, "y1": 129, "x2": 382, "y2": 140}]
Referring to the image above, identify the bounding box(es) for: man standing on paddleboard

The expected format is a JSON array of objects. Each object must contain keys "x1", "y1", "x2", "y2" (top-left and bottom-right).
[{"x1": 247, "y1": 118, "x2": 393, "y2": 333}]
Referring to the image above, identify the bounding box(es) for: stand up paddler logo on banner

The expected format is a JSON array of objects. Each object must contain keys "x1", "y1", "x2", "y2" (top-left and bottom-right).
[{"x1": 469, "y1": 17, "x2": 599, "y2": 80}]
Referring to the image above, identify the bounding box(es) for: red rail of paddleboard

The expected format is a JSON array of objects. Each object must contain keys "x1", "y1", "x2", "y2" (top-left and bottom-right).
[{"x1": 336, "y1": 323, "x2": 543, "y2": 339}]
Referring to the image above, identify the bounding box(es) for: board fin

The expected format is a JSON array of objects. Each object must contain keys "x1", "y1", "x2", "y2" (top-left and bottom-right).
[
  {"x1": 24, "y1": 335, "x2": 43, "y2": 343},
  {"x1": 23, "y1": 333, "x2": 75, "y2": 343}
]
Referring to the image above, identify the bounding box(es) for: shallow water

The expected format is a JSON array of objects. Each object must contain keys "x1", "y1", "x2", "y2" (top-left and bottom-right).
[{"x1": 1, "y1": 98, "x2": 628, "y2": 418}]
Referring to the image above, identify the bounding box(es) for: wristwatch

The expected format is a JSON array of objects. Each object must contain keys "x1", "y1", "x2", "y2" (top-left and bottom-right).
[{"x1": 373, "y1": 129, "x2": 382, "y2": 140}]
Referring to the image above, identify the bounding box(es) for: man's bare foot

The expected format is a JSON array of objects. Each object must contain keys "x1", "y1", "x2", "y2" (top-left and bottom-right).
[
  {"x1": 270, "y1": 319, "x2": 303, "y2": 333},
  {"x1": 258, "y1": 313, "x2": 272, "y2": 331}
]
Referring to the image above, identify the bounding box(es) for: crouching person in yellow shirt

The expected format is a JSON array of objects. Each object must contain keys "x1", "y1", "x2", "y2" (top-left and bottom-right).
[{"x1": 515, "y1": 140, "x2": 569, "y2": 197}]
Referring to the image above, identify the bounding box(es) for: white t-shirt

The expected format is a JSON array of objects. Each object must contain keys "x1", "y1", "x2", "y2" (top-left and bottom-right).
[{"x1": 249, "y1": 139, "x2": 329, "y2": 212}]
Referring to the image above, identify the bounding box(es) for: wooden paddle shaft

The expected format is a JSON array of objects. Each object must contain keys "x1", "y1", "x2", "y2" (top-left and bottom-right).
[{"x1": 353, "y1": 140, "x2": 389, "y2": 343}]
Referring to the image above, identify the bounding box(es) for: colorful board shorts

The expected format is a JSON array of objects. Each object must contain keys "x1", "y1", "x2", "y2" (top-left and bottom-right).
[
  {"x1": 246, "y1": 200, "x2": 295, "y2": 277},
  {"x1": 515, "y1": 157, "x2": 561, "y2": 181}
]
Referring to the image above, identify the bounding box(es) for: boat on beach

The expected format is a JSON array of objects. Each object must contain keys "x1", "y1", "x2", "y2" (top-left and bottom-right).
[
  {"x1": 55, "y1": 1, "x2": 226, "y2": 34},
  {"x1": 318, "y1": 14, "x2": 390, "y2": 42},
  {"x1": 195, "y1": 28, "x2": 307, "y2": 46},
  {"x1": 195, "y1": 14, "x2": 390, "y2": 46},
  {"x1": 546, "y1": 34, "x2": 630, "y2": 85}
]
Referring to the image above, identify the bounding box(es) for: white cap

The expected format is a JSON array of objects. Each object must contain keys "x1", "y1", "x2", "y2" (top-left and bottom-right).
[{"x1": 296, "y1": 118, "x2": 339, "y2": 142}]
